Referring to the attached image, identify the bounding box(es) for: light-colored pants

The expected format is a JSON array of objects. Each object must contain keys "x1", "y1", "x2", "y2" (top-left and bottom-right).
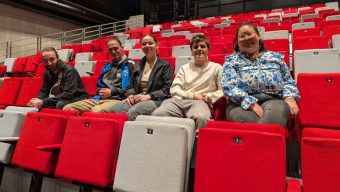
[
  {"x1": 63, "y1": 99, "x2": 120, "y2": 113},
  {"x1": 109, "y1": 100, "x2": 161, "y2": 121},
  {"x1": 152, "y1": 98, "x2": 212, "y2": 129},
  {"x1": 227, "y1": 98, "x2": 290, "y2": 127}
]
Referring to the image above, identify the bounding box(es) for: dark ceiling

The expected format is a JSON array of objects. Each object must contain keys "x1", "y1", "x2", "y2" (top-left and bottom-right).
[{"x1": 0, "y1": 0, "x2": 141, "y2": 26}]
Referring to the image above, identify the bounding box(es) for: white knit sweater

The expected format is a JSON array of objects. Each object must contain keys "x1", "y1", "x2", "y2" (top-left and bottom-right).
[{"x1": 170, "y1": 61, "x2": 224, "y2": 104}]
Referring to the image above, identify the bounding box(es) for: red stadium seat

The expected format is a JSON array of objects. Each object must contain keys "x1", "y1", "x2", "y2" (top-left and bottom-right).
[
  {"x1": 195, "y1": 122, "x2": 286, "y2": 192},
  {"x1": 298, "y1": 73, "x2": 340, "y2": 129},
  {"x1": 81, "y1": 76, "x2": 99, "y2": 97},
  {"x1": 209, "y1": 43, "x2": 225, "y2": 55},
  {"x1": 0, "y1": 78, "x2": 23, "y2": 106},
  {"x1": 11, "y1": 112, "x2": 69, "y2": 174},
  {"x1": 15, "y1": 77, "x2": 42, "y2": 106},
  {"x1": 11, "y1": 57, "x2": 27, "y2": 74},
  {"x1": 80, "y1": 43, "x2": 94, "y2": 53},
  {"x1": 157, "y1": 47, "x2": 171, "y2": 57},
  {"x1": 208, "y1": 54, "x2": 226, "y2": 65},
  {"x1": 301, "y1": 128, "x2": 340, "y2": 192},
  {"x1": 92, "y1": 51, "x2": 108, "y2": 61},
  {"x1": 293, "y1": 36, "x2": 329, "y2": 52},
  {"x1": 55, "y1": 113, "x2": 128, "y2": 187}
]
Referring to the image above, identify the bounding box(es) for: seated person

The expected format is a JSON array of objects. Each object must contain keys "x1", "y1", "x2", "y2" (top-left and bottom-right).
[
  {"x1": 220, "y1": 23, "x2": 300, "y2": 127},
  {"x1": 109, "y1": 34, "x2": 173, "y2": 120},
  {"x1": 28, "y1": 47, "x2": 88, "y2": 109},
  {"x1": 152, "y1": 34, "x2": 224, "y2": 129},
  {"x1": 63, "y1": 37, "x2": 134, "y2": 113}
]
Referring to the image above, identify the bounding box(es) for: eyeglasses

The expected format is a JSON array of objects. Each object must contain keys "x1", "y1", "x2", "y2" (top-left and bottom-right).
[{"x1": 238, "y1": 31, "x2": 256, "y2": 40}]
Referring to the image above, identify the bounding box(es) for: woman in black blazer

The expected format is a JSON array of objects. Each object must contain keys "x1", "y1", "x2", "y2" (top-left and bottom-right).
[{"x1": 109, "y1": 34, "x2": 173, "y2": 120}]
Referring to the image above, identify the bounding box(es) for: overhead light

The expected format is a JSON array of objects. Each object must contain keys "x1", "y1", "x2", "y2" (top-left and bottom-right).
[{"x1": 41, "y1": 0, "x2": 82, "y2": 12}]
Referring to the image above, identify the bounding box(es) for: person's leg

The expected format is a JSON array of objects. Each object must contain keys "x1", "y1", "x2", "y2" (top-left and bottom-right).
[
  {"x1": 91, "y1": 99, "x2": 121, "y2": 113},
  {"x1": 56, "y1": 97, "x2": 87, "y2": 109},
  {"x1": 259, "y1": 99, "x2": 290, "y2": 127},
  {"x1": 63, "y1": 99, "x2": 99, "y2": 112},
  {"x1": 109, "y1": 101, "x2": 131, "y2": 114},
  {"x1": 128, "y1": 100, "x2": 159, "y2": 121},
  {"x1": 226, "y1": 102, "x2": 259, "y2": 123},
  {"x1": 185, "y1": 100, "x2": 212, "y2": 129},
  {"x1": 152, "y1": 98, "x2": 184, "y2": 118}
]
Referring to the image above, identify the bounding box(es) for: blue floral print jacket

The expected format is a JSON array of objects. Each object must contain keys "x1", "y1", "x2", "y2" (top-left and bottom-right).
[{"x1": 220, "y1": 51, "x2": 300, "y2": 110}]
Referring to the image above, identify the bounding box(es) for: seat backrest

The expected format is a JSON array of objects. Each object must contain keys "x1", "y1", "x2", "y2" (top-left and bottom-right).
[
  {"x1": 54, "y1": 116, "x2": 120, "y2": 187},
  {"x1": 12, "y1": 57, "x2": 27, "y2": 73},
  {"x1": 175, "y1": 56, "x2": 194, "y2": 74},
  {"x1": 11, "y1": 112, "x2": 68, "y2": 174},
  {"x1": 298, "y1": 73, "x2": 340, "y2": 129},
  {"x1": 74, "y1": 52, "x2": 93, "y2": 62},
  {"x1": 263, "y1": 39, "x2": 289, "y2": 53},
  {"x1": 326, "y1": 14, "x2": 340, "y2": 21},
  {"x1": 294, "y1": 49, "x2": 340, "y2": 78},
  {"x1": 81, "y1": 76, "x2": 98, "y2": 96},
  {"x1": 128, "y1": 49, "x2": 145, "y2": 59},
  {"x1": 4, "y1": 58, "x2": 17, "y2": 72},
  {"x1": 292, "y1": 22, "x2": 315, "y2": 30},
  {"x1": 74, "y1": 61, "x2": 96, "y2": 77},
  {"x1": 57, "y1": 49, "x2": 73, "y2": 62},
  {"x1": 135, "y1": 115, "x2": 195, "y2": 192},
  {"x1": 0, "y1": 110, "x2": 27, "y2": 163},
  {"x1": 39, "y1": 108, "x2": 79, "y2": 117},
  {"x1": 91, "y1": 51, "x2": 108, "y2": 61},
  {"x1": 195, "y1": 126, "x2": 286, "y2": 192},
  {"x1": 15, "y1": 77, "x2": 42, "y2": 106},
  {"x1": 80, "y1": 43, "x2": 94, "y2": 53},
  {"x1": 0, "y1": 78, "x2": 23, "y2": 106},
  {"x1": 263, "y1": 30, "x2": 289, "y2": 40},
  {"x1": 292, "y1": 27, "x2": 321, "y2": 39},
  {"x1": 172, "y1": 45, "x2": 191, "y2": 57},
  {"x1": 208, "y1": 54, "x2": 226, "y2": 65},
  {"x1": 113, "y1": 121, "x2": 189, "y2": 192},
  {"x1": 209, "y1": 43, "x2": 225, "y2": 55},
  {"x1": 302, "y1": 127, "x2": 340, "y2": 192},
  {"x1": 5, "y1": 106, "x2": 38, "y2": 113},
  {"x1": 332, "y1": 34, "x2": 340, "y2": 50},
  {"x1": 293, "y1": 36, "x2": 329, "y2": 52}
]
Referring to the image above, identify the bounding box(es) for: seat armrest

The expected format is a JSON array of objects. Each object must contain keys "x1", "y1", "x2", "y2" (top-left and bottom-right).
[
  {"x1": 37, "y1": 144, "x2": 62, "y2": 152},
  {"x1": 0, "y1": 137, "x2": 19, "y2": 144},
  {"x1": 287, "y1": 179, "x2": 302, "y2": 192}
]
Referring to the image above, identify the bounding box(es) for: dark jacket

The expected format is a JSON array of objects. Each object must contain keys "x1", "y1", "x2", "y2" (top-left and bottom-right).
[
  {"x1": 96, "y1": 57, "x2": 134, "y2": 100},
  {"x1": 126, "y1": 56, "x2": 173, "y2": 101},
  {"x1": 37, "y1": 60, "x2": 88, "y2": 107}
]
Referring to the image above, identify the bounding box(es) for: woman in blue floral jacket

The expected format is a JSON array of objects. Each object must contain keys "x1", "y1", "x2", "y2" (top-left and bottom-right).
[{"x1": 220, "y1": 23, "x2": 300, "y2": 127}]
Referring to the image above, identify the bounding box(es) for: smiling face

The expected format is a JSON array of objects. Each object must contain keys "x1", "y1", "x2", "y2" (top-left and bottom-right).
[
  {"x1": 107, "y1": 39, "x2": 124, "y2": 61},
  {"x1": 42, "y1": 50, "x2": 59, "y2": 72},
  {"x1": 237, "y1": 25, "x2": 260, "y2": 56},
  {"x1": 191, "y1": 40, "x2": 209, "y2": 65},
  {"x1": 141, "y1": 35, "x2": 158, "y2": 57}
]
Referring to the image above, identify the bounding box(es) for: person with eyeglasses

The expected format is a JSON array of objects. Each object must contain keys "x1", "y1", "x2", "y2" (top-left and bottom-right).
[{"x1": 220, "y1": 23, "x2": 300, "y2": 127}]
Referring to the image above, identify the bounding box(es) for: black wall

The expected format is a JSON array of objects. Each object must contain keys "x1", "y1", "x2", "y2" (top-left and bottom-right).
[{"x1": 195, "y1": 0, "x2": 337, "y2": 19}]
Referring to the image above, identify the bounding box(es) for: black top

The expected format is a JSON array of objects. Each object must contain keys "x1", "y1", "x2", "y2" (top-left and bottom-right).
[
  {"x1": 37, "y1": 60, "x2": 88, "y2": 107},
  {"x1": 126, "y1": 56, "x2": 173, "y2": 101}
]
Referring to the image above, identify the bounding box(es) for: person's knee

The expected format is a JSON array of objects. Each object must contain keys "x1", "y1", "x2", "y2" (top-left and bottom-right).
[
  {"x1": 90, "y1": 106, "x2": 105, "y2": 113},
  {"x1": 56, "y1": 101, "x2": 67, "y2": 109},
  {"x1": 62, "y1": 103, "x2": 73, "y2": 110},
  {"x1": 127, "y1": 108, "x2": 138, "y2": 121},
  {"x1": 151, "y1": 108, "x2": 166, "y2": 116},
  {"x1": 267, "y1": 101, "x2": 290, "y2": 116}
]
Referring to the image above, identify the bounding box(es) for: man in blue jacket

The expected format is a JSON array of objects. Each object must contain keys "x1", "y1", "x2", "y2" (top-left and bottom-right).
[{"x1": 63, "y1": 37, "x2": 134, "y2": 112}]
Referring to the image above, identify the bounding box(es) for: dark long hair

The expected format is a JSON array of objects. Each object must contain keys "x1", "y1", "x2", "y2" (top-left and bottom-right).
[{"x1": 233, "y1": 22, "x2": 267, "y2": 53}]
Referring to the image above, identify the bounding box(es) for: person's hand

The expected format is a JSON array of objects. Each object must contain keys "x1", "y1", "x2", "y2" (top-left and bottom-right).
[
  {"x1": 193, "y1": 93, "x2": 208, "y2": 102},
  {"x1": 123, "y1": 95, "x2": 136, "y2": 106},
  {"x1": 285, "y1": 97, "x2": 299, "y2": 118},
  {"x1": 27, "y1": 98, "x2": 43, "y2": 109},
  {"x1": 98, "y1": 88, "x2": 111, "y2": 99},
  {"x1": 249, "y1": 103, "x2": 264, "y2": 117},
  {"x1": 134, "y1": 94, "x2": 151, "y2": 103}
]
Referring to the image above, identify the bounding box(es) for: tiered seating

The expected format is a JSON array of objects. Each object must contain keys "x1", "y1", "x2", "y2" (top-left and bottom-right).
[{"x1": 195, "y1": 122, "x2": 287, "y2": 192}]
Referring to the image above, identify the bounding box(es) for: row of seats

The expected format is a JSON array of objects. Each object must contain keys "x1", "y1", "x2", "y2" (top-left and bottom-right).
[{"x1": 1, "y1": 106, "x2": 339, "y2": 192}]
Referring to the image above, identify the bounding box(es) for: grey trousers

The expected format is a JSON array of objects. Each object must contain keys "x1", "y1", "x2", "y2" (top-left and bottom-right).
[
  {"x1": 109, "y1": 100, "x2": 161, "y2": 121},
  {"x1": 152, "y1": 98, "x2": 212, "y2": 129},
  {"x1": 226, "y1": 96, "x2": 291, "y2": 127}
]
